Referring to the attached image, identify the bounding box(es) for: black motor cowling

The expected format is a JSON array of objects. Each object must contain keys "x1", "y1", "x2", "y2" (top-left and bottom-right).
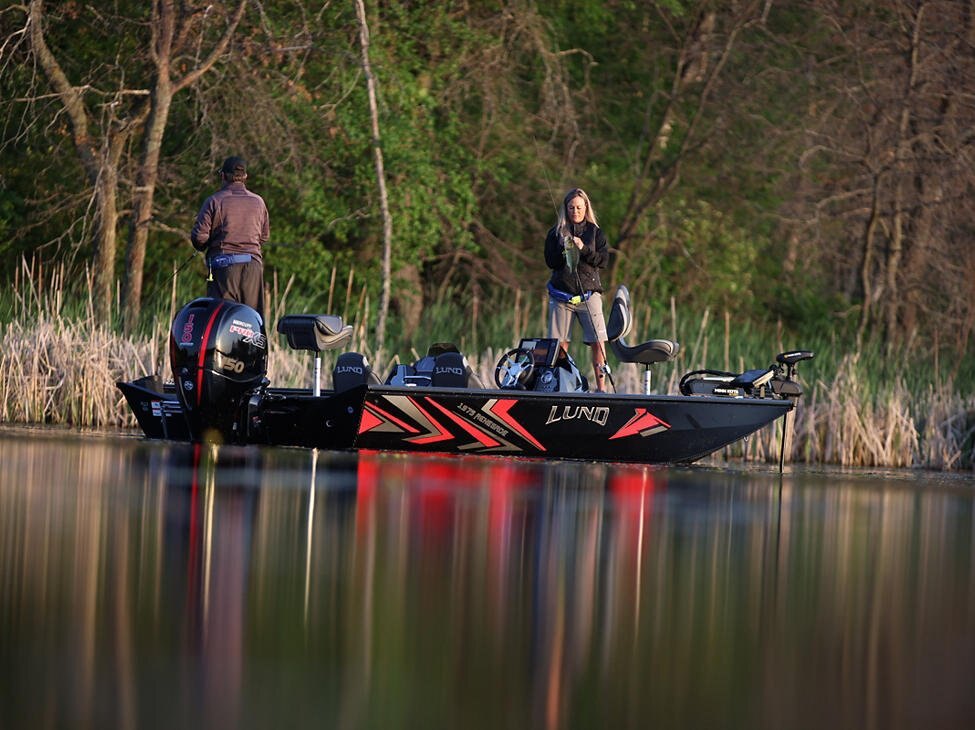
[{"x1": 170, "y1": 297, "x2": 268, "y2": 442}]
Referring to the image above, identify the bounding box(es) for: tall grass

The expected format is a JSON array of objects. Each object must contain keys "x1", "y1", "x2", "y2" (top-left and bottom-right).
[
  {"x1": 0, "y1": 260, "x2": 166, "y2": 428},
  {"x1": 2, "y1": 260, "x2": 973, "y2": 470}
]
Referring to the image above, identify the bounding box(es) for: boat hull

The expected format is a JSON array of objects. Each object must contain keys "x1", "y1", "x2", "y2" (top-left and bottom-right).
[
  {"x1": 117, "y1": 376, "x2": 366, "y2": 449},
  {"x1": 118, "y1": 377, "x2": 792, "y2": 464},
  {"x1": 357, "y1": 386, "x2": 791, "y2": 463},
  {"x1": 118, "y1": 376, "x2": 192, "y2": 442}
]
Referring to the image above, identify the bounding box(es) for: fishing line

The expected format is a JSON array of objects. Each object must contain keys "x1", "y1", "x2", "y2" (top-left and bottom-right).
[{"x1": 172, "y1": 249, "x2": 202, "y2": 280}]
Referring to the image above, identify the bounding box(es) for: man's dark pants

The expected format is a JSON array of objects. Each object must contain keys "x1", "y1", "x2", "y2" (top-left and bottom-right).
[{"x1": 207, "y1": 260, "x2": 265, "y2": 319}]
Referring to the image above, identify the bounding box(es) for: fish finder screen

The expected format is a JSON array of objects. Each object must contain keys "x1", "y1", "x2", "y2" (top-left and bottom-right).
[{"x1": 519, "y1": 338, "x2": 559, "y2": 367}]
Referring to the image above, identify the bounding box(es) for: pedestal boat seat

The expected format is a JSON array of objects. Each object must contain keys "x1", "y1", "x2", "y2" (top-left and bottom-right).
[
  {"x1": 277, "y1": 314, "x2": 359, "y2": 395},
  {"x1": 605, "y1": 285, "x2": 680, "y2": 394}
]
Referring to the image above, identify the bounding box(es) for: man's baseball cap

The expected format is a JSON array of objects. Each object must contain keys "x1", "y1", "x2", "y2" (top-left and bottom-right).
[{"x1": 220, "y1": 156, "x2": 247, "y2": 174}]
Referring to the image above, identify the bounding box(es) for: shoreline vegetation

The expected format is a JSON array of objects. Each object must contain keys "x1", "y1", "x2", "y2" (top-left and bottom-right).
[
  {"x1": 2, "y1": 265, "x2": 973, "y2": 471},
  {"x1": 6, "y1": 3, "x2": 975, "y2": 473}
]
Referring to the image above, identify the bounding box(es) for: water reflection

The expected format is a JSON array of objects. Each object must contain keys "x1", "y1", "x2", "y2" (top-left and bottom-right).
[{"x1": 1, "y1": 428, "x2": 974, "y2": 729}]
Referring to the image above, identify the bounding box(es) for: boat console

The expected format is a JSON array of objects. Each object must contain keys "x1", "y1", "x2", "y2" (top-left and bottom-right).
[{"x1": 494, "y1": 338, "x2": 587, "y2": 392}]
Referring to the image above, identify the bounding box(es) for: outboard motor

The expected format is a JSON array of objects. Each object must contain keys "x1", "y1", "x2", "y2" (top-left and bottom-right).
[{"x1": 170, "y1": 297, "x2": 268, "y2": 443}]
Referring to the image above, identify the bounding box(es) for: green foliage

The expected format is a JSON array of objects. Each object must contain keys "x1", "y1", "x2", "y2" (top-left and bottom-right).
[
  {"x1": 613, "y1": 198, "x2": 770, "y2": 318},
  {"x1": 0, "y1": 0, "x2": 972, "y2": 375},
  {"x1": 367, "y1": 4, "x2": 484, "y2": 267}
]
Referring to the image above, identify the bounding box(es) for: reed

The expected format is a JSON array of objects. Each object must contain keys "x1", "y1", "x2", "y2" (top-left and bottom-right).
[{"x1": 0, "y1": 305, "x2": 147, "y2": 428}]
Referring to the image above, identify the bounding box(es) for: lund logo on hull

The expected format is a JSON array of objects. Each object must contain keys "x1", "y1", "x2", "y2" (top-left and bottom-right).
[{"x1": 545, "y1": 405, "x2": 610, "y2": 426}]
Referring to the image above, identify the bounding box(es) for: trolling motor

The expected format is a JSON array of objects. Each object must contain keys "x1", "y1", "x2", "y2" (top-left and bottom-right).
[
  {"x1": 678, "y1": 350, "x2": 815, "y2": 399},
  {"x1": 677, "y1": 349, "x2": 815, "y2": 472},
  {"x1": 170, "y1": 297, "x2": 269, "y2": 443}
]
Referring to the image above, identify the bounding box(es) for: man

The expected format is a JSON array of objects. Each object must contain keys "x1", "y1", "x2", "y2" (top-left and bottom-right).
[{"x1": 191, "y1": 156, "x2": 270, "y2": 317}]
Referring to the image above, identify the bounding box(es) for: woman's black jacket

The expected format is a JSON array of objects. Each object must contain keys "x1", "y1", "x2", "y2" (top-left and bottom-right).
[{"x1": 544, "y1": 221, "x2": 608, "y2": 295}]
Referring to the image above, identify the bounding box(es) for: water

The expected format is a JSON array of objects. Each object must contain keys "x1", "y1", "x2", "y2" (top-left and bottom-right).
[{"x1": 1, "y1": 426, "x2": 974, "y2": 730}]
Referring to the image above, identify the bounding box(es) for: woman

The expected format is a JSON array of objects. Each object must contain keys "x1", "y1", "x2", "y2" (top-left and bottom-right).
[{"x1": 544, "y1": 187, "x2": 610, "y2": 392}]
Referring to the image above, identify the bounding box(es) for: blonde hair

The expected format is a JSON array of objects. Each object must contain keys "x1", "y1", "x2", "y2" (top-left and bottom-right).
[{"x1": 557, "y1": 187, "x2": 598, "y2": 234}]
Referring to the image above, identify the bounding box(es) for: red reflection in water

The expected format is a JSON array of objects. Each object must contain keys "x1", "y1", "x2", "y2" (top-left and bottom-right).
[{"x1": 351, "y1": 452, "x2": 664, "y2": 730}]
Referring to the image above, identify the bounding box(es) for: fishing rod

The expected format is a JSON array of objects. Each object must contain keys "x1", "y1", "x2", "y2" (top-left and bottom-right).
[
  {"x1": 171, "y1": 249, "x2": 202, "y2": 279},
  {"x1": 537, "y1": 161, "x2": 615, "y2": 393},
  {"x1": 566, "y1": 230, "x2": 615, "y2": 393},
  {"x1": 153, "y1": 207, "x2": 300, "y2": 279},
  {"x1": 171, "y1": 240, "x2": 301, "y2": 281},
  {"x1": 122, "y1": 234, "x2": 199, "y2": 304}
]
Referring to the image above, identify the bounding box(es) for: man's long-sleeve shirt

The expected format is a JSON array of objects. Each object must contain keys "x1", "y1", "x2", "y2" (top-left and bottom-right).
[{"x1": 191, "y1": 182, "x2": 269, "y2": 261}]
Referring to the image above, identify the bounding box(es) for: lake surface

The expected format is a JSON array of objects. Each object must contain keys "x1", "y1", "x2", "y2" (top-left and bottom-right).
[{"x1": 1, "y1": 426, "x2": 974, "y2": 730}]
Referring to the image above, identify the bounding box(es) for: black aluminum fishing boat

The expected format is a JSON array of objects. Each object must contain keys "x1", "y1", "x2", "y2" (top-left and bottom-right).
[{"x1": 117, "y1": 286, "x2": 813, "y2": 464}]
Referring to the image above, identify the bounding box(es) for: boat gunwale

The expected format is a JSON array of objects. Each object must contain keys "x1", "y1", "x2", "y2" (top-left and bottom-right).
[{"x1": 122, "y1": 376, "x2": 796, "y2": 411}]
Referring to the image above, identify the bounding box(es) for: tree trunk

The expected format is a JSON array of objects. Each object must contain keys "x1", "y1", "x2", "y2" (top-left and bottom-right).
[
  {"x1": 28, "y1": 0, "x2": 139, "y2": 324},
  {"x1": 123, "y1": 85, "x2": 172, "y2": 333},
  {"x1": 884, "y1": 180, "x2": 904, "y2": 346},
  {"x1": 857, "y1": 174, "x2": 883, "y2": 343},
  {"x1": 614, "y1": 8, "x2": 755, "y2": 259},
  {"x1": 394, "y1": 264, "x2": 423, "y2": 341},
  {"x1": 91, "y1": 164, "x2": 119, "y2": 323},
  {"x1": 899, "y1": 177, "x2": 928, "y2": 345},
  {"x1": 883, "y1": 2, "x2": 926, "y2": 347},
  {"x1": 354, "y1": 0, "x2": 394, "y2": 348},
  {"x1": 122, "y1": 0, "x2": 247, "y2": 333}
]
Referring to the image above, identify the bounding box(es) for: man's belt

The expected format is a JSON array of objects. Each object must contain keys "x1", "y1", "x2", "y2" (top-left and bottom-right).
[
  {"x1": 547, "y1": 281, "x2": 591, "y2": 305},
  {"x1": 208, "y1": 253, "x2": 252, "y2": 269}
]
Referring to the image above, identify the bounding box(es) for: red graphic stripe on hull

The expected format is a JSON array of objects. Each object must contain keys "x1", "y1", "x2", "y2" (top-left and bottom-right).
[
  {"x1": 609, "y1": 409, "x2": 671, "y2": 440},
  {"x1": 486, "y1": 399, "x2": 546, "y2": 451},
  {"x1": 362, "y1": 401, "x2": 420, "y2": 434},
  {"x1": 424, "y1": 397, "x2": 501, "y2": 448},
  {"x1": 358, "y1": 407, "x2": 386, "y2": 434}
]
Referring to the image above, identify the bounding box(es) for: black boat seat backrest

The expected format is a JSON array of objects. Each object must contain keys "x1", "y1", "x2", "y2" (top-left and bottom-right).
[
  {"x1": 606, "y1": 285, "x2": 633, "y2": 342},
  {"x1": 427, "y1": 342, "x2": 460, "y2": 357},
  {"x1": 430, "y1": 351, "x2": 484, "y2": 389},
  {"x1": 606, "y1": 284, "x2": 680, "y2": 366},
  {"x1": 277, "y1": 314, "x2": 353, "y2": 352},
  {"x1": 333, "y1": 352, "x2": 380, "y2": 391}
]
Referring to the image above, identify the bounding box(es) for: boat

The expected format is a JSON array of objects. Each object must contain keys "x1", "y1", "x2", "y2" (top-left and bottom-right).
[{"x1": 117, "y1": 286, "x2": 813, "y2": 464}]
